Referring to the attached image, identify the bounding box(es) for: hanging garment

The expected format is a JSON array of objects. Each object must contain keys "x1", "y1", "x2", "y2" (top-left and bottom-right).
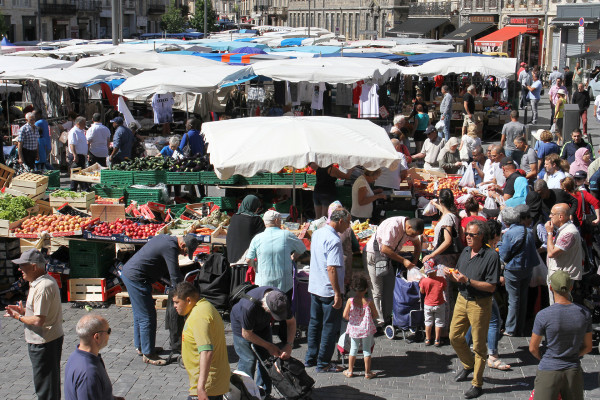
[
  {"x1": 358, "y1": 84, "x2": 379, "y2": 118},
  {"x1": 352, "y1": 80, "x2": 364, "y2": 105},
  {"x1": 273, "y1": 81, "x2": 286, "y2": 105},
  {"x1": 117, "y1": 96, "x2": 138, "y2": 128},
  {"x1": 298, "y1": 82, "x2": 313, "y2": 102},
  {"x1": 289, "y1": 82, "x2": 299, "y2": 105},
  {"x1": 336, "y1": 83, "x2": 353, "y2": 106},
  {"x1": 151, "y1": 93, "x2": 174, "y2": 124},
  {"x1": 311, "y1": 83, "x2": 326, "y2": 110}
]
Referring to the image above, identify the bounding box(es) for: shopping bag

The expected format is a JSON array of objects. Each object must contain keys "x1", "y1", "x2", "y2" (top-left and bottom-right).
[
  {"x1": 459, "y1": 165, "x2": 476, "y2": 188},
  {"x1": 529, "y1": 254, "x2": 548, "y2": 288},
  {"x1": 407, "y1": 267, "x2": 426, "y2": 282},
  {"x1": 550, "y1": 123, "x2": 557, "y2": 134},
  {"x1": 484, "y1": 196, "x2": 498, "y2": 210},
  {"x1": 459, "y1": 141, "x2": 470, "y2": 161},
  {"x1": 456, "y1": 193, "x2": 472, "y2": 205},
  {"x1": 423, "y1": 201, "x2": 438, "y2": 216}
]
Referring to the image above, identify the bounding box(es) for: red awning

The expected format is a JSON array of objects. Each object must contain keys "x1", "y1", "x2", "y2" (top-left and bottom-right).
[{"x1": 474, "y1": 26, "x2": 530, "y2": 48}]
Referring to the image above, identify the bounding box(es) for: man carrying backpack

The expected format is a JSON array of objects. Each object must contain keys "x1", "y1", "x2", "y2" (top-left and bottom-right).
[{"x1": 230, "y1": 286, "x2": 297, "y2": 398}]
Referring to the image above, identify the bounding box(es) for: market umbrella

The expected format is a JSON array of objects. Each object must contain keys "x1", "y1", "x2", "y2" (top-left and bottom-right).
[
  {"x1": 399, "y1": 56, "x2": 517, "y2": 78},
  {"x1": 235, "y1": 46, "x2": 267, "y2": 54},
  {"x1": 111, "y1": 65, "x2": 256, "y2": 98},
  {"x1": 0, "y1": 67, "x2": 126, "y2": 88},
  {"x1": 202, "y1": 116, "x2": 401, "y2": 180}
]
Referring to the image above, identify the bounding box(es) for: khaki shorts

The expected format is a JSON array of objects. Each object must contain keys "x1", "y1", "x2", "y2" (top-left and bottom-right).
[{"x1": 463, "y1": 114, "x2": 473, "y2": 127}]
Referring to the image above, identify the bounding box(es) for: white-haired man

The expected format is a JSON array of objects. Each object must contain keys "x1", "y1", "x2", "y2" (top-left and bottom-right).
[
  {"x1": 64, "y1": 314, "x2": 125, "y2": 400},
  {"x1": 439, "y1": 85, "x2": 453, "y2": 141},
  {"x1": 463, "y1": 85, "x2": 477, "y2": 136},
  {"x1": 16, "y1": 112, "x2": 39, "y2": 169},
  {"x1": 4, "y1": 249, "x2": 64, "y2": 399}
]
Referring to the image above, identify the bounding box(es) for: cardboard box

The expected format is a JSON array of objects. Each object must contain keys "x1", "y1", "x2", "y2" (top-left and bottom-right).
[
  {"x1": 90, "y1": 204, "x2": 126, "y2": 222},
  {"x1": 406, "y1": 168, "x2": 447, "y2": 182},
  {"x1": 475, "y1": 103, "x2": 484, "y2": 111}
]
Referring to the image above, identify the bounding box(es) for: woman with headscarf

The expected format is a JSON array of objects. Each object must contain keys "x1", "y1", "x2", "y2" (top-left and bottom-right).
[
  {"x1": 504, "y1": 176, "x2": 529, "y2": 208},
  {"x1": 226, "y1": 195, "x2": 265, "y2": 264},
  {"x1": 569, "y1": 147, "x2": 592, "y2": 176},
  {"x1": 438, "y1": 137, "x2": 462, "y2": 174}
]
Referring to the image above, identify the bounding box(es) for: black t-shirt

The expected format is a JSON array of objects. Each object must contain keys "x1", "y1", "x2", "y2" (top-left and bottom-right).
[
  {"x1": 464, "y1": 93, "x2": 475, "y2": 114},
  {"x1": 503, "y1": 172, "x2": 522, "y2": 196},
  {"x1": 456, "y1": 246, "x2": 501, "y2": 299},
  {"x1": 230, "y1": 286, "x2": 293, "y2": 339},
  {"x1": 564, "y1": 70, "x2": 574, "y2": 87},
  {"x1": 314, "y1": 165, "x2": 338, "y2": 196},
  {"x1": 226, "y1": 213, "x2": 265, "y2": 263}
]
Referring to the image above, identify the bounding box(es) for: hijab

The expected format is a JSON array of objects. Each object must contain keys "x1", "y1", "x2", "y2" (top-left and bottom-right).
[
  {"x1": 505, "y1": 176, "x2": 529, "y2": 207},
  {"x1": 327, "y1": 201, "x2": 343, "y2": 223},
  {"x1": 438, "y1": 136, "x2": 460, "y2": 162},
  {"x1": 236, "y1": 195, "x2": 261, "y2": 216},
  {"x1": 569, "y1": 147, "x2": 590, "y2": 175}
]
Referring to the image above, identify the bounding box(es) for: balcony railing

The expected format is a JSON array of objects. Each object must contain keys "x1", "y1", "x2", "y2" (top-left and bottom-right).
[
  {"x1": 148, "y1": 1, "x2": 165, "y2": 14},
  {"x1": 409, "y1": 1, "x2": 458, "y2": 16},
  {"x1": 78, "y1": 0, "x2": 101, "y2": 12},
  {"x1": 40, "y1": 1, "x2": 77, "y2": 15},
  {"x1": 463, "y1": 0, "x2": 499, "y2": 11}
]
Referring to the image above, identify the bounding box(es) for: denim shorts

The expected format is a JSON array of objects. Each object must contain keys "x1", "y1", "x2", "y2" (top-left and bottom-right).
[{"x1": 313, "y1": 191, "x2": 336, "y2": 207}]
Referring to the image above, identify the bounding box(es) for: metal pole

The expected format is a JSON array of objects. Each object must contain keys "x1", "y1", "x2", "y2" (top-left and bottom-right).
[
  {"x1": 185, "y1": 94, "x2": 189, "y2": 120},
  {"x1": 119, "y1": 0, "x2": 124, "y2": 42},
  {"x1": 542, "y1": 0, "x2": 549, "y2": 69},
  {"x1": 37, "y1": 0, "x2": 41, "y2": 40},
  {"x1": 204, "y1": 0, "x2": 208, "y2": 38},
  {"x1": 5, "y1": 81, "x2": 9, "y2": 137},
  {"x1": 111, "y1": 0, "x2": 119, "y2": 45},
  {"x1": 308, "y1": 0, "x2": 311, "y2": 37}
]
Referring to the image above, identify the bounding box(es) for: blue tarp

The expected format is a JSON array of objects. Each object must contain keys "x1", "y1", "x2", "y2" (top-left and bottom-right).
[
  {"x1": 199, "y1": 41, "x2": 268, "y2": 52},
  {"x1": 235, "y1": 46, "x2": 267, "y2": 54},
  {"x1": 140, "y1": 32, "x2": 204, "y2": 40},
  {"x1": 85, "y1": 78, "x2": 126, "y2": 91},
  {"x1": 406, "y1": 52, "x2": 491, "y2": 65},
  {"x1": 280, "y1": 38, "x2": 307, "y2": 47},
  {"x1": 234, "y1": 37, "x2": 257, "y2": 42},
  {"x1": 323, "y1": 52, "x2": 407, "y2": 62},
  {"x1": 1, "y1": 37, "x2": 15, "y2": 46},
  {"x1": 268, "y1": 46, "x2": 341, "y2": 54}
]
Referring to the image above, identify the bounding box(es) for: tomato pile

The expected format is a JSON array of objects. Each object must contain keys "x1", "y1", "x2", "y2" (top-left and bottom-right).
[
  {"x1": 424, "y1": 178, "x2": 464, "y2": 199},
  {"x1": 14, "y1": 215, "x2": 94, "y2": 235},
  {"x1": 90, "y1": 218, "x2": 165, "y2": 239}
]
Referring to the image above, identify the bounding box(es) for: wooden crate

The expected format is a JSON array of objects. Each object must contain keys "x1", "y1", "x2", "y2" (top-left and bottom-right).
[
  {"x1": 90, "y1": 204, "x2": 125, "y2": 223},
  {"x1": 115, "y1": 292, "x2": 168, "y2": 310},
  {"x1": 0, "y1": 164, "x2": 15, "y2": 189},
  {"x1": 0, "y1": 206, "x2": 38, "y2": 237},
  {"x1": 9, "y1": 181, "x2": 48, "y2": 196},
  {"x1": 49, "y1": 191, "x2": 95, "y2": 209},
  {"x1": 67, "y1": 278, "x2": 121, "y2": 302},
  {"x1": 36, "y1": 200, "x2": 53, "y2": 216},
  {"x1": 11, "y1": 173, "x2": 48, "y2": 188},
  {"x1": 71, "y1": 163, "x2": 103, "y2": 184},
  {"x1": 211, "y1": 224, "x2": 227, "y2": 245}
]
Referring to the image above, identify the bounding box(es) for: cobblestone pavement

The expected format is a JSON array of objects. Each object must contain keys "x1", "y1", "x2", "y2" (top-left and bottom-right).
[{"x1": 2, "y1": 98, "x2": 600, "y2": 399}]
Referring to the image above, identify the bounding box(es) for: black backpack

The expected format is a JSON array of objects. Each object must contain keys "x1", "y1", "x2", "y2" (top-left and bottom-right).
[
  {"x1": 229, "y1": 282, "x2": 259, "y2": 310},
  {"x1": 262, "y1": 356, "x2": 314, "y2": 400}
]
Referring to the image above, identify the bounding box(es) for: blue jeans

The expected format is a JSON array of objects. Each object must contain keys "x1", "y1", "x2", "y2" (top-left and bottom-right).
[
  {"x1": 120, "y1": 274, "x2": 157, "y2": 355},
  {"x1": 441, "y1": 116, "x2": 451, "y2": 141},
  {"x1": 465, "y1": 298, "x2": 501, "y2": 354},
  {"x1": 504, "y1": 270, "x2": 531, "y2": 336},
  {"x1": 306, "y1": 294, "x2": 342, "y2": 369},
  {"x1": 232, "y1": 334, "x2": 272, "y2": 395}
]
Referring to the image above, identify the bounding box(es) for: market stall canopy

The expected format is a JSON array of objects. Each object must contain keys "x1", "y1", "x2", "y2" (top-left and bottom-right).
[
  {"x1": 441, "y1": 23, "x2": 495, "y2": 41},
  {"x1": 0, "y1": 67, "x2": 125, "y2": 88},
  {"x1": 0, "y1": 83, "x2": 22, "y2": 94},
  {"x1": 386, "y1": 18, "x2": 449, "y2": 37},
  {"x1": 474, "y1": 26, "x2": 529, "y2": 48},
  {"x1": 406, "y1": 52, "x2": 491, "y2": 66},
  {"x1": 111, "y1": 65, "x2": 256, "y2": 97},
  {"x1": 399, "y1": 56, "x2": 517, "y2": 78},
  {"x1": 202, "y1": 116, "x2": 401, "y2": 180},
  {"x1": 251, "y1": 57, "x2": 401, "y2": 84},
  {"x1": 69, "y1": 53, "x2": 221, "y2": 74},
  {"x1": 0, "y1": 55, "x2": 73, "y2": 71}
]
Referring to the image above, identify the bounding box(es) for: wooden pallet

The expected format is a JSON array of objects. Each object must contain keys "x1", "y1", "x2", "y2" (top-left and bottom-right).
[{"x1": 115, "y1": 292, "x2": 168, "y2": 310}]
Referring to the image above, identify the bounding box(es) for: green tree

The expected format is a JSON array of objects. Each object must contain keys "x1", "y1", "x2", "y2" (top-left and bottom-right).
[
  {"x1": 188, "y1": 0, "x2": 217, "y2": 34},
  {"x1": 0, "y1": 8, "x2": 8, "y2": 37},
  {"x1": 160, "y1": 0, "x2": 186, "y2": 33}
]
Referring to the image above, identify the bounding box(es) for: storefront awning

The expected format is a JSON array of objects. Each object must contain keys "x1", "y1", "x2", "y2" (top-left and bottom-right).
[
  {"x1": 388, "y1": 18, "x2": 449, "y2": 36},
  {"x1": 550, "y1": 17, "x2": 598, "y2": 27},
  {"x1": 474, "y1": 26, "x2": 529, "y2": 48},
  {"x1": 442, "y1": 23, "x2": 495, "y2": 41}
]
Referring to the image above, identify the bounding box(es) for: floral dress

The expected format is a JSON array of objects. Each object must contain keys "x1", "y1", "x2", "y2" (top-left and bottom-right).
[{"x1": 346, "y1": 299, "x2": 377, "y2": 339}]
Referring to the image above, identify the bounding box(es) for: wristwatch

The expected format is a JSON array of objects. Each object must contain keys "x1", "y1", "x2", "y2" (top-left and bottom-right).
[
  {"x1": 466, "y1": 278, "x2": 471, "y2": 286},
  {"x1": 18, "y1": 315, "x2": 22, "y2": 322}
]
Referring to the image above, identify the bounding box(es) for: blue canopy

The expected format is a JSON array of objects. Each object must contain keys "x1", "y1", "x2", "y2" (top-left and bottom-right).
[
  {"x1": 268, "y1": 46, "x2": 341, "y2": 54},
  {"x1": 323, "y1": 52, "x2": 407, "y2": 62},
  {"x1": 235, "y1": 46, "x2": 267, "y2": 54},
  {"x1": 234, "y1": 37, "x2": 257, "y2": 42},
  {"x1": 85, "y1": 78, "x2": 126, "y2": 91},
  {"x1": 406, "y1": 52, "x2": 491, "y2": 65},
  {"x1": 280, "y1": 38, "x2": 307, "y2": 47},
  {"x1": 1, "y1": 37, "x2": 15, "y2": 46}
]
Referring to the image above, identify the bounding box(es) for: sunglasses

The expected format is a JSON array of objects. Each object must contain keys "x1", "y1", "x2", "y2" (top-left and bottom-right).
[
  {"x1": 96, "y1": 328, "x2": 112, "y2": 335},
  {"x1": 465, "y1": 232, "x2": 480, "y2": 238}
]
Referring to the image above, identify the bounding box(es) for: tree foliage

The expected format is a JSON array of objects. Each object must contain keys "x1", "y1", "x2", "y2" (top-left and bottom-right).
[
  {"x1": 160, "y1": 0, "x2": 186, "y2": 33},
  {"x1": 188, "y1": 0, "x2": 217, "y2": 34}
]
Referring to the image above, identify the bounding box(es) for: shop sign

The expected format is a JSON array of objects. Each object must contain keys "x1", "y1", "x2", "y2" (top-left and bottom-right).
[
  {"x1": 509, "y1": 17, "x2": 539, "y2": 33},
  {"x1": 470, "y1": 16, "x2": 495, "y2": 23}
]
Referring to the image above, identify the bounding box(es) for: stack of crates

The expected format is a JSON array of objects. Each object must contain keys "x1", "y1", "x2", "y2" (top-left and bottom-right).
[
  {"x1": 0, "y1": 238, "x2": 21, "y2": 284},
  {"x1": 69, "y1": 241, "x2": 116, "y2": 279}
]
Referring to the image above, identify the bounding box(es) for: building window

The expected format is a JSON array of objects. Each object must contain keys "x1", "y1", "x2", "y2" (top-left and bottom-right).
[
  {"x1": 318, "y1": 13, "x2": 321, "y2": 28},
  {"x1": 463, "y1": 0, "x2": 472, "y2": 8},
  {"x1": 356, "y1": 13, "x2": 360, "y2": 38},
  {"x1": 475, "y1": 0, "x2": 484, "y2": 8},
  {"x1": 348, "y1": 13, "x2": 353, "y2": 39}
]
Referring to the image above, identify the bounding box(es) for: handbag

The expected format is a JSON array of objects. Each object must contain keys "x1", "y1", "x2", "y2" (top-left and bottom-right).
[
  {"x1": 580, "y1": 192, "x2": 597, "y2": 234},
  {"x1": 371, "y1": 230, "x2": 402, "y2": 277},
  {"x1": 434, "y1": 216, "x2": 464, "y2": 255},
  {"x1": 181, "y1": 131, "x2": 191, "y2": 157}
]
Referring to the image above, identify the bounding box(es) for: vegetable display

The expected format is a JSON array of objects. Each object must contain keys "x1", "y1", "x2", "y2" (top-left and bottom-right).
[
  {"x1": 111, "y1": 153, "x2": 212, "y2": 173},
  {"x1": 0, "y1": 195, "x2": 35, "y2": 222},
  {"x1": 52, "y1": 190, "x2": 91, "y2": 198},
  {"x1": 13, "y1": 215, "x2": 94, "y2": 234},
  {"x1": 198, "y1": 209, "x2": 230, "y2": 226},
  {"x1": 90, "y1": 219, "x2": 166, "y2": 239}
]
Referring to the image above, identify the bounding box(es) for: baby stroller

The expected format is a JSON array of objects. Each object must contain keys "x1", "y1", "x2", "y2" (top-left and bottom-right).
[
  {"x1": 384, "y1": 272, "x2": 425, "y2": 342},
  {"x1": 335, "y1": 329, "x2": 376, "y2": 369}
]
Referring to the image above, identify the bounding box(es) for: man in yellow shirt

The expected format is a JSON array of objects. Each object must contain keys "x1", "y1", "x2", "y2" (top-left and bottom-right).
[{"x1": 173, "y1": 282, "x2": 230, "y2": 400}]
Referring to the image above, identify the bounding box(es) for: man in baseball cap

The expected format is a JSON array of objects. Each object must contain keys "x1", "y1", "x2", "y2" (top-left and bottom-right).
[
  {"x1": 5, "y1": 249, "x2": 64, "y2": 399},
  {"x1": 109, "y1": 115, "x2": 134, "y2": 163}
]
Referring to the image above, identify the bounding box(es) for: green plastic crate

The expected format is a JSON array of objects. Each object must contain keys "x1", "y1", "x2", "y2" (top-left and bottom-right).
[
  {"x1": 238, "y1": 173, "x2": 272, "y2": 185},
  {"x1": 166, "y1": 171, "x2": 201, "y2": 185},
  {"x1": 201, "y1": 197, "x2": 237, "y2": 210},
  {"x1": 274, "y1": 198, "x2": 293, "y2": 213},
  {"x1": 133, "y1": 170, "x2": 166, "y2": 185},
  {"x1": 271, "y1": 172, "x2": 305, "y2": 185},
  {"x1": 44, "y1": 170, "x2": 61, "y2": 188},
  {"x1": 69, "y1": 242, "x2": 115, "y2": 278},
  {"x1": 384, "y1": 210, "x2": 416, "y2": 218},
  {"x1": 199, "y1": 171, "x2": 239, "y2": 185},
  {"x1": 101, "y1": 170, "x2": 133, "y2": 187},
  {"x1": 92, "y1": 185, "x2": 126, "y2": 199},
  {"x1": 167, "y1": 203, "x2": 189, "y2": 217},
  {"x1": 126, "y1": 187, "x2": 163, "y2": 204},
  {"x1": 305, "y1": 174, "x2": 317, "y2": 186}
]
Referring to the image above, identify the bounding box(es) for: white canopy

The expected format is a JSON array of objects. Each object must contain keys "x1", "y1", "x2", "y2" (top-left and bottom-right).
[
  {"x1": 251, "y1": 57, "x2": 401, "y2": 84},
  {"x1": 0, "y1": 55, "x2": 73, "y2": 71},
  {"x1": 400, "y1": 56, "x2": 517, "y2": 78},
  {"x1": 112, "y1": 65, "x2": 255, "y2": 97},
  {"x1": 69, "y1": 53, "x2": 221, "y2": 74},
  {"x1": 202, "y1": 116, "x2": 401, "y2": 179},
  {"x1": 0, "y1": 67, "x2": 126, "y2": 88}
]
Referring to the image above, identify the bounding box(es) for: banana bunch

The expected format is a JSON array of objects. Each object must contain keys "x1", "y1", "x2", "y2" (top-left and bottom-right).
[{"x1": 351, "y1": 219, "x2": 370, "y2": 233}]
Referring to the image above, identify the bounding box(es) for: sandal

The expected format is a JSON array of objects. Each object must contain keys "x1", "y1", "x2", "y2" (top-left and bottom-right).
[
  {"x1": 343, "y1": 370, "x2": 355, "y2": 378},
  {"x1": 425, "y1": 339, "x2": 433, "y2": 346},
  {"x1": 487, "y1": 357, "x2": 511, "y2": 370},
  {"x1": 434, "y1": 340, "x2": 441, "y2": 347},
  {"x1": 143, "y1": 354, "x2": 167, "y2": 366},
  {"x1": 365, "y1": 372, "x2": 377, "y2": 380}
]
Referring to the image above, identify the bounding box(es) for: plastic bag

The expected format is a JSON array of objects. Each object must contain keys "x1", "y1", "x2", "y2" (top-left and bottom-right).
[
  {"x1": 484, "y1": 196, "x2": 498, "y2": 210},
  {"x1": 459, "y1": 141, "x2": 469, "y2": 161},
  {"x1": 407, "y1": 267, "x2": 426, "y2": 282},
  {"x1": 550, "y1": 123, "x2": 557, "y2": 133},
  {"x1": 459, "y1": 165, "x2": 476, "y2": 188},
  {"x1": 456, "y1": 193, "x2": 472, "y2": 205},
  {"x1": 423, "y1": 201, "x2": 438, "y2": 216},
  {"x1": 529, "y1": 253, "x2": 548, "y2": 287}
]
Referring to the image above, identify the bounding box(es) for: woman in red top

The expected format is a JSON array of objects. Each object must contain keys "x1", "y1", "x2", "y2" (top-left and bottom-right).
[
  {"x1": 561, "y1": 176, "x2": 600, "y2": 227},
  {"x1": 460, "y1": 196, "x2": 486, "y2": 245}
]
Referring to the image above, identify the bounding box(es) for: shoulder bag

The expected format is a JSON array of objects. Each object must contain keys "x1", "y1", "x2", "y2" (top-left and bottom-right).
[
  {"x1": 181, "y1": 131, "x2": 191, "y2": 157},
  {"x1": 434, "y1": 215, "x2": 464, "y2": 255},
  {"x1": 580, "y1": 192, "x2": 597, "y2": 234},
  {"x1": 372, "y1": 230, "x2": 403, "y2": 277}
]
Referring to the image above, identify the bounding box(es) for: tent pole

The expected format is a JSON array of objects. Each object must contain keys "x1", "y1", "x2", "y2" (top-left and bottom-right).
[
  {"x1": 6, "y1": 81, "x2": 9, "y2": 138},
  {"x1": 292, "y1": 170, "x2": 296, "y2": 208},
  {"x1": 185, "y1": 94, "x2": 189, "y2": 120}
]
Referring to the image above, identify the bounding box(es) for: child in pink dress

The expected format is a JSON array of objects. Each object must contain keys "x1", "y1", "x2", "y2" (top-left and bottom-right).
[{"x1": 342, "y1": 273, "x2": 378, "y2": 379}]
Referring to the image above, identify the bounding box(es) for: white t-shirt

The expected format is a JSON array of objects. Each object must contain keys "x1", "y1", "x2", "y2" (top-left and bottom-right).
[
  {"x1": 462, "y1": 135, "x2": 481, "y2": 158},
  {"x1": 595, "y1": 94, "x2": 600, "y2": 121},
  {"x1": 358, "y1": 84, "x2": 379, "y2": 118},
  {"x1": 351, "y1": 175, "x2": 375, "y2": 218},
  {"x1": 311, "y1": 83, "x2": 326, "y2": 110},
  {"x1": 86, "y1": 122, "x2": 111, "y2": 158},
  {"x1": 151, "y1": 93, "x2": 174, "y2": 124},
  {"x1": 68, "y1": 126, "x2": 88, "y2": 156},
  {"x1": 375, "y1": 152, "x2": 408, "y2": 190}
]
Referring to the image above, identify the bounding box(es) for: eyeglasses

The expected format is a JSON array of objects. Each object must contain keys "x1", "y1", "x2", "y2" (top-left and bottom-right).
[
  {"x1": 96, "y1": 328, "x2": 111, "y2": 335},
  {"x1": 465, "y1": 232, "x2": 480, "y2": 238}
]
